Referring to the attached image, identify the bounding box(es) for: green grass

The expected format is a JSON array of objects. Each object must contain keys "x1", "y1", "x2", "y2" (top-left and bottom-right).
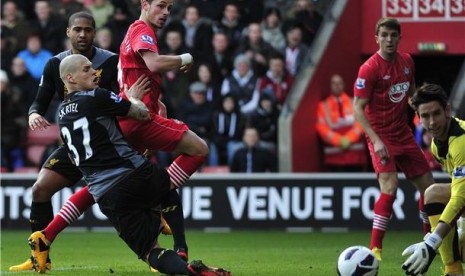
[{"x1": 1, "y1": 230, "x2": 445, "y2": 275}]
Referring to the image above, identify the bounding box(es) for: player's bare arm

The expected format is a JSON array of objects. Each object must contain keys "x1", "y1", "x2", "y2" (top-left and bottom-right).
[
  {"x1": 140, "y1": 50, "x2": 193, "y2": 73},
  {"x1": 353, "y1": 96, "x2": 389, "y2": 161}
]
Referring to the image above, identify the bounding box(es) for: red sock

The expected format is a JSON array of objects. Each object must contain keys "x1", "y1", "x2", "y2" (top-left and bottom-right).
[
  {"x1": 418, "y1": 194, "x2": 431, "y2": 234},
  {"x1": 370, "y1": 193, "x2": 395, "y2": 249},
  {"x1": 43, "y1": 186, "x2": 95, "y2": 242},
  {"x1": 167, "y1": 155, "x2": 206, "y2": 187}
]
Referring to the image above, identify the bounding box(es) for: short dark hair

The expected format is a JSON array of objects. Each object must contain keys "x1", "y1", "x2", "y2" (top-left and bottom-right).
[
  {"x1": 375, "y1": 17, "x2": 401, "y2": 35},
  {"x1": 68, "y1": 12, "x2": 96, "y2": 29},
  {"x1": 411, "y1": 83, "x2": 448, "y2": 110}
]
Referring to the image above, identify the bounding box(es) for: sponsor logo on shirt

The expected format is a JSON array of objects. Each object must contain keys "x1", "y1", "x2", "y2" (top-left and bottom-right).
[
  {"x1": 141, "y1": 34, "x2": 154, "y2": 45},
  {"x1": 453, "y1": 166, "x2": 465, "y2": 179},
  {"x1": 355, "y1": 78, "x2": 365, "y2": 89},
  {"x1": 388, "y1": 81, "x2": 409, "y2": 103},
  {"x1": 110, "y1": 92, "x2": 123, "y2": 103}
]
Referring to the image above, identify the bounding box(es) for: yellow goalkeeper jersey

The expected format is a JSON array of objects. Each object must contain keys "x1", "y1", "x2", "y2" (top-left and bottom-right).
[{"x1": 432, "y1": 117, "x2": 465, "y2": 225}]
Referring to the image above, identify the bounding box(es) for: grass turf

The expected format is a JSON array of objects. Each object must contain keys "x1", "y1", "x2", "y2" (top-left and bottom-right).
[{"x1": 1, "y1": 230, "x2": 445, "y2": 275}]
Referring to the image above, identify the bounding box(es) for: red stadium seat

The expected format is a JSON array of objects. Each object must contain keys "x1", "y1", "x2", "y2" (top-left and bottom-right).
[
  {"x1": 27, "y1": 145, "x2": 48, "y2": 167},
  {"x1": 27, "y1": 124, "x2": 60, "y2": 145},
  {"x1": 201, "y1": 166, "x2": 230, "y2": 174},
  {"x1": 14, "y1": 167, "x2": 39, "y2": 173}
]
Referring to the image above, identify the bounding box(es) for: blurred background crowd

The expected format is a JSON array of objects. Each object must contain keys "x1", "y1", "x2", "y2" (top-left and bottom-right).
[{"x1": 0, "y1": 0, "x2": 438, "y2": 173}]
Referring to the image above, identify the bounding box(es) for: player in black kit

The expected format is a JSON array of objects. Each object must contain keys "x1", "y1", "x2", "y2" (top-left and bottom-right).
[
  {"x1": 11, "y1": 11, "x2": 187, "y2": 272},
  {"x1": 28, "y1": 53, "x2": 230, "y2": 276}
]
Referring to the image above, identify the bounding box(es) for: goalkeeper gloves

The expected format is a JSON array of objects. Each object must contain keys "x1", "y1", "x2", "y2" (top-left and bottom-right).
[{"x1": 401, "y1": 232, "x2": 441, "y2": 276}]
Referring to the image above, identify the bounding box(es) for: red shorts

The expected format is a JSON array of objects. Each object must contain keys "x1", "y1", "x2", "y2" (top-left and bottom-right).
[
  {"x1": 367, "y1": 134, "x2": 430, "y2": 179},
  {"x1": 118, "y1": 115, "x2": 189, "y2": 153}
]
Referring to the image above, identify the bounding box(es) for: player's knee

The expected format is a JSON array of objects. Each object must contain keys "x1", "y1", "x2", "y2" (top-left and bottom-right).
[
  {"x1": 31, "y1": 181, "x2": 55, "y2": 201},
  {"x1": 424, "y1": 184, "x2": 448, "y2": 204}
]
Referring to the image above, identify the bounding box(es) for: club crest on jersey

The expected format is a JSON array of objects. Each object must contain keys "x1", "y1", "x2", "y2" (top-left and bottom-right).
[
  {"x1": 389, "y1": 81, "x2": 409, "y2": 103},
  {"x1": 404, "y1": 67, "x2": 410, "y2": 75},
  {"x1": 110, "y1": 92, "x2": 122, "y2": 103},
  {"x1": 141, "y1": 35, "x2": 154, "y2": 45},
  {"x1": 356, "y1": 78, "x2": 366, "y2": 89},
  {"x1": 453, "y1": 166, "x2": 465, "y2": 179}
]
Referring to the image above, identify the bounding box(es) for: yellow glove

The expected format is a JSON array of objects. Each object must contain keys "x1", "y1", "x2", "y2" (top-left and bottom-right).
[{"x1": 340, "y1": 137, "x2": 351, "y2": 149}]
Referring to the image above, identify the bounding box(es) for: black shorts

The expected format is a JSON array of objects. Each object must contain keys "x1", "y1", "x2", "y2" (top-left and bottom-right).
[
  {"x1": 42, "y1": 145, "x2": 83, "y2": 184},
  {"x1": 97, "y1": 161, "x2": 171, "y2": 258}
]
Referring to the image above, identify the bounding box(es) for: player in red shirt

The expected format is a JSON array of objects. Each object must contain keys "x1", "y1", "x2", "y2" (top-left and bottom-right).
[
  {"x1": 353, "y1": 17, "x2": 434, "y2": 261},
  {"x1": 116, "y1": 0, "x2": 210, "y2": 261}
]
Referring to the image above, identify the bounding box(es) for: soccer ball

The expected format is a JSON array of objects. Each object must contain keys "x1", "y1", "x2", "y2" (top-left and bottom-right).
[{"x1": 337, "y1": 246, "x2": 379, "y2": 276}]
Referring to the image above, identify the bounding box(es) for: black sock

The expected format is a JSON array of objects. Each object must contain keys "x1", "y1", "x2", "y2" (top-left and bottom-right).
[
  {"x1": 161, "y1": 190, "x2": 188, "y2": 251},
  {"x1": 30, "y1": 201, "x2": 54, "y2": 232},
  {"x1": 148, "y1": 248, "x2": 190, "y2": 275}
]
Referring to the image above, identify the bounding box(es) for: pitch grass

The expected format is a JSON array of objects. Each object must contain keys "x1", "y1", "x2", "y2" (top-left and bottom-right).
[{"x1": 1, "y1": 230, "x2": 445, "y2": 275}]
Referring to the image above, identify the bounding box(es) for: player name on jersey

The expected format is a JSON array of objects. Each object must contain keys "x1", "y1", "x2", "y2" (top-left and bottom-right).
[{"x1": 58, "y1": 103, "x2": 79, "y2": 120}]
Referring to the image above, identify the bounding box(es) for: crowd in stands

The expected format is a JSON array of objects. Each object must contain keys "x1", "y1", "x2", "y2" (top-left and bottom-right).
[{"x1": 1, "y1": 0, "x2": 326, "y2": 173}]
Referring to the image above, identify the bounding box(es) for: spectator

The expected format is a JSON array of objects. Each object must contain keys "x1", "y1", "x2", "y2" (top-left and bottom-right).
[
  {"x1": 221, "y1": 54, "x2": 260, "y2": 116},
  {"x1": 209, "y1": 93, "x2": 246, "y2": 166},
  {"x1": 316, "y1": 74, "x2": 366, "y2": 171},
  {"x1": 17, "y1": 33, "x2": 53, "y2": 81},
  {"x1": 283, "y1": 0, "x2": 322, "y2": 46},
  {"x1": 230, "y1": 126, "x2": 278, "y2": 173},
  {"x1": 257, "y1": 53, "x2": 294, "y2": 109},
  {"x1": 198, "y1": 31, "x2": 233, "y2": 87},
  {"x1": 214, "y1": 2, "x2": 244, "y2": 51},
  {"x1": 162, "y1": 5, "x2": 213, "y2": 59},
  {"x1": 95, "y1": 27, "x2": 117, "y2": 52},
  {"x1": 1, "y1": 30, "x2": 15, "y2": 74},
  {"x1": 261, "y1": 7, "x2": 286, "y2": 52},
  {"x1": 283, "y1": 24, "x2": 309, "y2": 77},
  {"x1": 190, "y1": 0, "x2": 224, "y2": 21},
  {"x1": 248, "y1": 93, "x2": 279, "y2": 153},
  {"x1": 50, "y1": 0, "x2": 85, "y2": 20},
  {"x1": 194, "y1": 63, "x2": 222, "y2": 109},
  {"x1": 0, "y1": 70, "x2": 27, "y2": 172},
  {"x1": 9, "y1": 57, "x2": 39, "y2": 114},
  {"x1": 160, "y1": 29, "x2": 190, "y2": 110},
  {"x1": 29, "y1": 0, "x2": 66, "y2": 54},
  {"x1": 103, "y1": 1, "x2": 133, "y2": 52},
  {"x1": 177, "y1": 82, "x2": 213, "y2": 141},
  {"x1": 88, "y1": 0, "x2": 115, "y2": 29},
  {"x1": 235, "y1": 0, "x2": 264, "y2": 26},
  {"x1": 236, "y1": 22, "x2": 277, "y2": 76},
  {"x1": 1, "y1": 1, "x2": 31, "y2": 55}
]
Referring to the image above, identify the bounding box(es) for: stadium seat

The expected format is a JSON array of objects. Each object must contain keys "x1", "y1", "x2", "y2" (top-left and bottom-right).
[
  {"x1": 26, "y1": 145, "x2": 48, "y2": 167},
  {"x1": 27, "y1": 124, "x2": 60, "y2": 145},
  {"x1": 14, "y1": 167, "x2": 39, "y2": 173},
  {"x1": 201, "y1": 166, "x2": 230, "y2": 173}
]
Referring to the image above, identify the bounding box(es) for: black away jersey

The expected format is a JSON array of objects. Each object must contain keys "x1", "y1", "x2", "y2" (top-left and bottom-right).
[{"x1": 58, "y1": 88, "x2": 145, "y2": 200}]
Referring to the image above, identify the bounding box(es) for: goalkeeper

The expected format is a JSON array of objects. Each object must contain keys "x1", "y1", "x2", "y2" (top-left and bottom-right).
[{"x1": 401, "y1": 83, "x2": 465, "y2": 276}]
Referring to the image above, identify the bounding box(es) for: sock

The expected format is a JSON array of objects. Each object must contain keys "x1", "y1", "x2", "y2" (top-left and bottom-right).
[
  {"x1": 148, "y1": 248, "x2": 189, "y2": 275},
  {"x1": 30, "y1": 201, "x2": 54, "y2": 232},
  {"x1": 425, "y1": 203, "x2": 461, "y2": 268},
  {"x1": 161, "y1": 190, "x2": 188, "y2": 251},
  {"x1": 418, "y1": 194, "x2": 431, "y2": 234},
  {"x1": 43, "y1": 186, "x2": 95, "y2": 242},
  {"x1": 167, "y1": 155, "x2": 206, "y2": 187},
  {"x1": 370, "y1": 193, "x2": 395, "y2": 249}
]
